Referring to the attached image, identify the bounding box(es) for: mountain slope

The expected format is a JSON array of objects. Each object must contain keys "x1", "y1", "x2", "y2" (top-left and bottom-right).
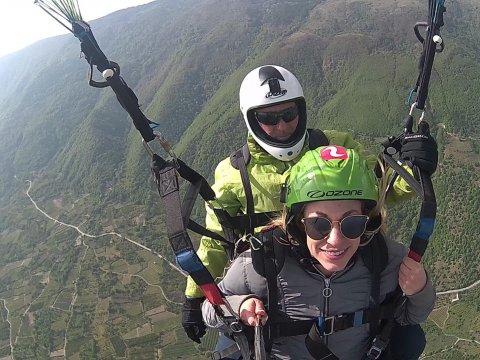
[{"x1": 0, "y1": 0, "x2": 479, "y2": 358}]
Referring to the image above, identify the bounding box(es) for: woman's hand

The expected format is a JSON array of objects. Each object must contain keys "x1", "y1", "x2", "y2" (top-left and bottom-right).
[
  {"x1": 239, "y1": 298, "x2": 268, "y2": 326},
  {"x1": 399, "y1": 256, "x2": 427, "y2": 296}
]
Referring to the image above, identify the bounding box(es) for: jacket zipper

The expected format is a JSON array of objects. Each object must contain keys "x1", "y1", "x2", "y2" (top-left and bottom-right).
[{"x1": 322, "y1": 275, "x2": 335, "y2": 345}]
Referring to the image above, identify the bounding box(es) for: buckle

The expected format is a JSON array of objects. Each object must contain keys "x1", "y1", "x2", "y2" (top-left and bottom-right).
[
  {"x1": 211, "y1": 351, "x2": 222, "y2": 360},
  {"x1": 229, "y1": 320, "x2": 243, "y2": 333},
  {"x1": 247, "y1": 234, "x2": 263, "y2": 251},
  {"x1": 366, "y1": 345, "x2": 382, "y2": 359},
  {"x1": 316, "y1": 316, "x2": 335, "y2": 336},
  {"x1": 323, "y1": 316, "x2": 335, "y2": 336},
  {"x1": 366, "y1": 338, "x2": 387, "y2": 359}
]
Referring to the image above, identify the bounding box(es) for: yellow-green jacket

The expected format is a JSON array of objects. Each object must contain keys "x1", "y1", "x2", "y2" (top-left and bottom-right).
[{"x1": 185, "y1": 130, "x2": 412, "y2": 298}]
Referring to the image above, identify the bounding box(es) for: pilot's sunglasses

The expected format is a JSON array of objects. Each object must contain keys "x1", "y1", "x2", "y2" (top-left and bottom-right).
[
  {"x1": 254, "y1": 105, "x2": 298, "y2": 126},
  {"x1": 301, "y1": 215, "x2": 369, "y2": 240}
]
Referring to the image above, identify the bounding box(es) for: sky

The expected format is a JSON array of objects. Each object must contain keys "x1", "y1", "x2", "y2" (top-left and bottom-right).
[{"x1": 0, "y1": 0, "x2": 156, "y2": 58}]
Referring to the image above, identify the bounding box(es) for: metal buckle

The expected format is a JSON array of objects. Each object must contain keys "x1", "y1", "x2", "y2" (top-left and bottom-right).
[
  {"x1": 247, "y1": 234, "x2": 263, "y2": 251},
  {"x1": 366, "y1": 338, "x2": 387, "y2": 360},
  {"x1": 315, "y1": 316, "x2": 336, "y2": 336},
  {"x1": 366, "y1": 345, "x2": 382, "y2": 359},
  {"x1": 323, "y1": 316, "x2": 335, "y2": 336},
  {"x1": 229, "y1": 320, "x2": 243, "y2": 333}
]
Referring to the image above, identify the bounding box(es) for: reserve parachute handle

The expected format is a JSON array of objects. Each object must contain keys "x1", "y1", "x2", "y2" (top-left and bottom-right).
[{"x1": 382, "y1": 0, "x2": 445, "y2": 263}]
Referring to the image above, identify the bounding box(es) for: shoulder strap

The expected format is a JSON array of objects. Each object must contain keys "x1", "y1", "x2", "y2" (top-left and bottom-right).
[
  {"x1": 230, "y1": 143, "x2": 251, "y2": 169},
  {"x1": 250, "y1": 226, "x2": 288, "y2": 351},
  {"x1": 227, "y1": 129, "x2": 327, "y2": 238},
  {"x1": 359, "y1": 234, "x2": 389, "y2": 341},
  {"x1": 360, "y1": 233, "x2": 389, "y2": 276},
  {"x1": 307, "y1": 128, "x2": 329, "y2": 150},
  {"x1": 230, "y1": 143, "x2": 254, "y2": 219}
]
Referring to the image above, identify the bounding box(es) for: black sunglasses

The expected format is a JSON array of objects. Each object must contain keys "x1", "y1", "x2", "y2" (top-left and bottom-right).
[
  {"x1": 254, "y1": 105, "x2": 298, "y2": 126},
  {"x1": 301, "y1": 215, "x2": 369, "y2": 240}
]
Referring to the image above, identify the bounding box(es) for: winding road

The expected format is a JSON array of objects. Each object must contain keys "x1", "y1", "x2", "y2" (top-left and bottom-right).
[{"x1": 25, "y1": 180, "x2": 186, "y2": 277}]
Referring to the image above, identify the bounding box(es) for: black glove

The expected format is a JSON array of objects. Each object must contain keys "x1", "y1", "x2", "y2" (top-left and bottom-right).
[
  {"x1": 400, "y1": 121, "x2": 438, "y2": 175},
  {"x1": 182, "y1": 297, "x2": 207, "y2": 343}
]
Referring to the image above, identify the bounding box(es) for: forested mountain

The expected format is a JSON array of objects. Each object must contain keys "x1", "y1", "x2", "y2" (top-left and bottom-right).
[{"x1": 0, "y1": 0, "x2": 479, "y2": 358}]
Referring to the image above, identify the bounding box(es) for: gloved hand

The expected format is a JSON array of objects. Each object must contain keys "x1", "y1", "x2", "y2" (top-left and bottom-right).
[
  {"x1": 400, "y1": 121, "x2": 438, "y2": 175},
  {"x1": 182, "y1": 297, "x2": 207, "y2": 343}
]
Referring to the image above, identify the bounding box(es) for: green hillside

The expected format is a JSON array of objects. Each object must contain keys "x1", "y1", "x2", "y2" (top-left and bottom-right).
[{"x1": 0, "y1": 0, "x2": 479, "y2": 358}]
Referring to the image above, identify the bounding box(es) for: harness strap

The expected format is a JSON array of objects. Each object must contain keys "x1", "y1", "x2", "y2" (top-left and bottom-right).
[
  {"x1": 414, "y1": 0, "x2": 446, "y2": 110},
  {"x1": 152, "y1": 153, "x2": 237, "y2": 255},
  {"x1": 217, "y1": 212, "x2": 279, "y2": 236},
  {"x1": 363, "y1": 291, "x2": 405, "y2": 360},
  {"x1": 269, "y1": 301, "x2": 398, "y2": 338},
  {"x1": 263, "y1": 237, "x2": 279, "y2": 352},
  {"x1": 307, "y1": 128, "x2": 330, "y2": 150},
  {"x1": 367, "y1": 235, "x2": 383, "y2": 338},
  {"x1": 237, "y1": 144, "x2": 255, "y2": 219},
  {"x1": 230, "y1": 145, "x2": 254, "y2": 236},
  {"x1": 154, "y1": 164, "x2": 225, "y2": 305},
  {"x1": 231, "y1": 331, "x2": 251, "y2": 359},
  {"x1": 227, "y1": 128, "x2": 329, "y2": 240},
  {"x1": 211, "y1": 343, "x2": 240, "y2": 360},
  {"x1": 186, "y1": 219, "x2": 230, "y2": 244}
]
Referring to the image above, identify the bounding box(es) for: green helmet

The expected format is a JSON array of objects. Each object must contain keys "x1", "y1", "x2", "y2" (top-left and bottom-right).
[{"x1": 285, "y1": 146, "x2": 378, "y2": 209}]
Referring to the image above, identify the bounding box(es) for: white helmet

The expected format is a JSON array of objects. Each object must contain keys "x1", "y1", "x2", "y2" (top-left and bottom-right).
[{"x1": 239, "y1": 65, "x2": 307, "y2": 161}]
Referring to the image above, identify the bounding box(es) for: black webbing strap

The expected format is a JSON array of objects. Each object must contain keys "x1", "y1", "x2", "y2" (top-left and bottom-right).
[
  {"x1": 249, "y1": 226, "x2": 289, "y2": 353},
  {"x1": 363, "y1": 291, "x2": 405, "y2": 360},
  {"x1": 307, "y1": 128, "x2": 329, "y2": 150},
  {"x1": 381, "y1": 154, "x2": 437, "y2": 262},
  {"x1": 69, "y1": 20, "x2": 156, "y2": 142},
  {"x1": 269, "y1": 300, "x2": 397, "y2": 338},
  {"x1": 174, "y1": 158, "x2": 217, "y2": 201},
  {"x1": 186, "y1": 219, "x2": 229, "y2": 244},
  {"x1": 151, "y1": 154, "x2": 231, "y2": 244},
  {"x1": 380, "y1": 0, "x2": 443, "y2": 265},
  {"x1": 365, "y1": 237, "x2": 384, "y2": 339},
  {"x1": 228, "y1": 128, "x2": 329, "y2": 239},
  {"x1": 263, "y1": 235, "x2": 279, "y2": 352},
  {"x1": 218, "y1": 211, "x2": 279, "y2": 233},
  {"x1": 408, "y1": 169, "x2": 436, "y2": 261},
  {"x1": 105, "y1": 71, "x2": 155, "y2": 141},
  {"x1": 211, "y1": 343, "x2": 240, "y2": 360},
  {"x1": 236, "y1": 144, "x2": 255, "y2": 235},
  {"x1": 153, "y1": 162, "x2": 225, "y2": 304},
  {"x1": 413, "y1": 0, "x2": 446, "y2": 110}
]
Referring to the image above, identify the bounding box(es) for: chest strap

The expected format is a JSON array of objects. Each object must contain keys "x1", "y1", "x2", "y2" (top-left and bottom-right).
[
  {"x1": 270, "y1": 300, "x2": 397, "y2": 339},
  {"x1": 217, "y1": 211, "x2": 279, "y2": 233}
]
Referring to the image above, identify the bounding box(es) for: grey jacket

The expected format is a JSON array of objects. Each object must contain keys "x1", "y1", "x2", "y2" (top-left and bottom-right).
[{"x1": 202, "y1": 237, "x2": 436, "y2": 359}]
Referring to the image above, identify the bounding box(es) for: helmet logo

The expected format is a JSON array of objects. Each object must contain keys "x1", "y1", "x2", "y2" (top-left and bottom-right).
[
  {"x1": 320, "y1": 146, "x2": 348, "y2": 161},
  {"x1": 265, "y1": 78, "x2": 287, "y2": 98},
  {"x1": 259, "y1": 66, "x2": 287, "y2": 98}
]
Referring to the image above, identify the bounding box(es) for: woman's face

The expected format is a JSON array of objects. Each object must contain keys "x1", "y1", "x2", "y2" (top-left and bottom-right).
[{"x1": 303, "y1": 200, "x2": 363, "y2": 276}]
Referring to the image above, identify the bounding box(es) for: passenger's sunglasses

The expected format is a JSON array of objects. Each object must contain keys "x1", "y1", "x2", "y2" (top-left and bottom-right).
[
  {"x1": 301, "y1": 215, "x2": 369, "y2": 240},
  {"x1": 254, "y1": 105, "x2": 298, "y2": 126}
]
